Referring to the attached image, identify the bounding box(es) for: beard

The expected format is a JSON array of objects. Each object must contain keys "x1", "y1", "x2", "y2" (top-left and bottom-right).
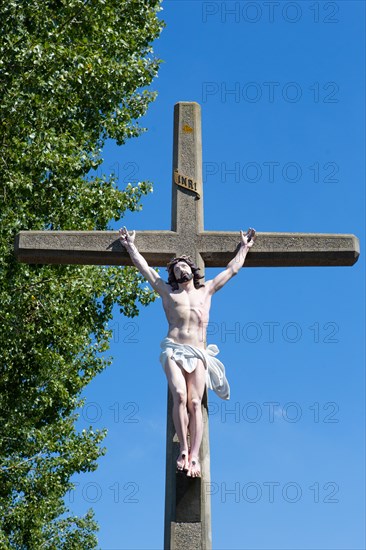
[{"x1": 175, "y1": 273, "x2": 193, "y2": 284}]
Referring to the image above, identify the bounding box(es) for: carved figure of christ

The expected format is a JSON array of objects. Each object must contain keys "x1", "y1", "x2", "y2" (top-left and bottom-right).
[{"x1": 118, "y1": 226, "x2": 255, "y2": 477}]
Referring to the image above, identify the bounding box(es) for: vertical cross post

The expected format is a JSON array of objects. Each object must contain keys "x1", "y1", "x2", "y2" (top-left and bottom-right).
[{"x1": 164, "y1": 102, "x2": 211, "y2": 550}]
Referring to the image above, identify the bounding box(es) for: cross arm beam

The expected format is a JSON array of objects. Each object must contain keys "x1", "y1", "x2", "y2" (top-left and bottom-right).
[
  {"x1": 14, "y1": 230, "x2": 179, "y2": 267},
  {"x1": 199, "y1": 232, "x2": 359, "y2": 267},
  {"x1": 15, "y1": 230, "x2": 359, "y2": 267}
]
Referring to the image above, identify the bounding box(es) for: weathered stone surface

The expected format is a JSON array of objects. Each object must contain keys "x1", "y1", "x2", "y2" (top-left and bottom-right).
[
  {"x1": 170, "y1": 522, "x2": 202, "y2": 550},
  {"x1": 15, "y1": 230, "x2": 360, "y2": 267}
]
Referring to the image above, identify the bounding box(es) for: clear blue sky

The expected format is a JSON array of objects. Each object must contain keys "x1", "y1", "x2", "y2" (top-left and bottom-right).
[{"x1": 69, "y1": 2, "x2": 365, "y2": 549}]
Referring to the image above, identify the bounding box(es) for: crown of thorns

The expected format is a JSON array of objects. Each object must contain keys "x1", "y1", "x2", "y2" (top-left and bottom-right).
[{"x1": 166, "y1": 256, "x2": 204, "y2": 290}]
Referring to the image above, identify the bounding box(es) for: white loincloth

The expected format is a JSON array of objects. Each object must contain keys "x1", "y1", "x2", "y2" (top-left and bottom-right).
[{"x1": 159, "y1": 337, "x2": 230, "y2": 400}]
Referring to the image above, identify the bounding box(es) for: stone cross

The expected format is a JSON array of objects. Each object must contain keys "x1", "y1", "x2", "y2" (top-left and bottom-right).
[{"x1": 15, "y1": 102, "x2": 360, "y2": 549}]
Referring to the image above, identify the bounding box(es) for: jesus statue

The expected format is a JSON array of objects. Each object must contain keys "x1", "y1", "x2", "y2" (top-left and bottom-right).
[{"x1": 119, "y1": 226, "x2": 255, "y2": 478}]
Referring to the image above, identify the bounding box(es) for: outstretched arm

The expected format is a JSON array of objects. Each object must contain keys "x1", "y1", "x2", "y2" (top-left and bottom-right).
[
  {"x1": 207, "y1": 229, "x2": 256, "y2": 295},
  {"x1": 119, "y1": 227, "x2": 167, "y2": 295}
]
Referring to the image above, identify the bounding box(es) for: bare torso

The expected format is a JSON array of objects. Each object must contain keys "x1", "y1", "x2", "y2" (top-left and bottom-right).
[{"x1": 161, "y1": 285, "x2": 212, "y2": 348}]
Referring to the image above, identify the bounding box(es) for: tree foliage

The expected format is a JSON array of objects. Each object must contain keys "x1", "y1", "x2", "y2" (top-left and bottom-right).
[{"x1": 0, "y1": 1, "x2": 163, "y2": 546}]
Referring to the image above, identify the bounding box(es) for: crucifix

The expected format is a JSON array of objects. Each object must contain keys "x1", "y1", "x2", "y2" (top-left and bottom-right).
[{"x1": 15, "y1": 102, "x2": 360, "y2": 549}]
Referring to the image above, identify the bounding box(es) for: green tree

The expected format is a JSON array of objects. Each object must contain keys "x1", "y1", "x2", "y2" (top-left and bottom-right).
[{"x1": 0, "y1": 1, "x2": 164, "y2": 547}]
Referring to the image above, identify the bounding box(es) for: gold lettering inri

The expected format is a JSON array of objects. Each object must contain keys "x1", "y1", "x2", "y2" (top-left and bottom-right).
[{"x1": 174, "y1": 170, "x2": 201, "y2": 198}]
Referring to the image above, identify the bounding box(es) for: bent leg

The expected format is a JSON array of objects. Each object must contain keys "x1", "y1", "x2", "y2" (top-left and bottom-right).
[
  {"x1": 186, "y1": 359, "x2": 206, "y2": 477},
  {"x1": 163, "y1": 356, "x2": 189, "y2": 470}
]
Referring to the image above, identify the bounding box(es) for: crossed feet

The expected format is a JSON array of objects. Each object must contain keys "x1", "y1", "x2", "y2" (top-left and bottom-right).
[{"x1": 176, "y1": 450, "x2": 201, "y2": 478}]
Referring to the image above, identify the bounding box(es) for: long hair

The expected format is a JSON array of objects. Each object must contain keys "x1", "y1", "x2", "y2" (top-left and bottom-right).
[{"x1": 166, "y1": 256, "x2": 205, "y2": 291}]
